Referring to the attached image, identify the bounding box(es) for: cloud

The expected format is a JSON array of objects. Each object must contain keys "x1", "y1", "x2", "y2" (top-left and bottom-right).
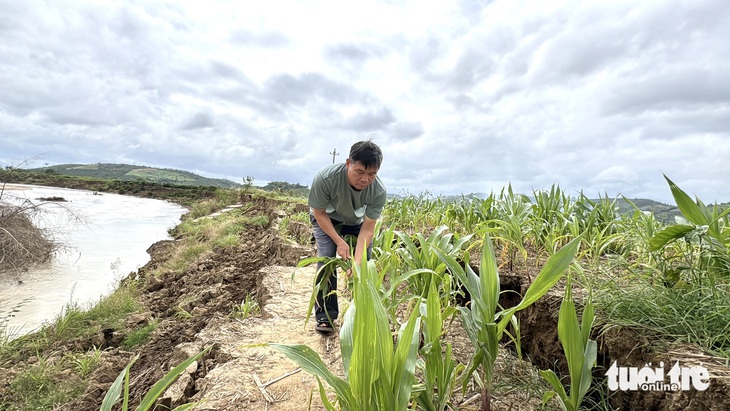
[
  {"x1": 1, "y1": 0, "x2": 729, "y2": 204},
  {"x1": 341, "y1": 107, "x2": 395, "y2": 131},
  {"x1": 263, "y1": 73, "x2": 358, "y2": 107},
  {"x1": 230, "y1": 29, "x2": 289, "y2": 48},
  {"x1": 179, "y1": 111, "x2": 215, "y2": 130},
  {"x1": 325, "y1": 43, "x2": 385, "y2": 62}
]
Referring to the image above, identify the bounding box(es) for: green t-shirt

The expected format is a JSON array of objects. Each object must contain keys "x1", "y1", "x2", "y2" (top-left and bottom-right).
[{"x1": 308, "y1": 163, "x2": 387, "y2": 225}]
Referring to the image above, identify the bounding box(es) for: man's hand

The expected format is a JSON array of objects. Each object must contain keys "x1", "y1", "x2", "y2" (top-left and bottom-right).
[{"x1": 336, "y1": 240, "x2": 350, "y2": 260}]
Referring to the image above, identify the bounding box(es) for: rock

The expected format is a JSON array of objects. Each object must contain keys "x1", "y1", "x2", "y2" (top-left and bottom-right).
[
  {"x1": 146, "y1": 276, "x2": 164, "y2": 292},
  {"x1": 125, "y1": 312, "x2": 152, "y2": 328},
  {"x1": 161, "y1": 373, "x2": 193, "y2": 408}
]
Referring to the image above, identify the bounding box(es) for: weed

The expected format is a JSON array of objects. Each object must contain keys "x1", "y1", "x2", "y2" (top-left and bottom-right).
[
  {"x1": 175, "y1": 307, "x2": 193, "y2": 320},
  {"x1": 65, "y1": 346, "x2": 103, "y2": 379},
  {"x1": 123, "y1": 320, "x2": 158, "y2": 349},
  {"x1": 230, "y1": 294, "x2": 260, "y2": 320},
  {"x1": 7, "y1": 351, "x2": 84, "y2": 409}
]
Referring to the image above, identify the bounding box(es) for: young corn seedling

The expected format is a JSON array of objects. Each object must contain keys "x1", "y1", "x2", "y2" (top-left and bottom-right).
[
  {"x1": 415, "y1": 280, "x2": 463, "y2": 411},
  {"x1": 434, "y1": 233, "x2": 580, "y2": 411},
  {"x1": 396, "y1": 225, "x2": 472, "y2": 304},
  {"x1": 271, "y1": 257, "x2": 422, "y2": 410},
  {"x1": 540, "y1": 275, "x2": 596, "y2": 411}
]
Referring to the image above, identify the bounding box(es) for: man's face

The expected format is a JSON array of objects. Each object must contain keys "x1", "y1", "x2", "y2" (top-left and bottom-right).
[{"x1": 346, "y1": 159, "x2": 378, "y2": 191}]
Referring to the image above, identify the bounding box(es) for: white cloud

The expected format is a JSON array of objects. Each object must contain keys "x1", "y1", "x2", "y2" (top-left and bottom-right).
[{"x1": 1, "y1": 0, "x2": 729, "y2": 205}]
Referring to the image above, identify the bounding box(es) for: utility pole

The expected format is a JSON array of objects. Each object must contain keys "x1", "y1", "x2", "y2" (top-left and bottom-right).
[{"x1": 329, "y1": 148, "x2": 339, "y2": 164}]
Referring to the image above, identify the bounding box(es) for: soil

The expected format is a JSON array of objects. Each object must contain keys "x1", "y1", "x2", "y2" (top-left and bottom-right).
[{"x1": 2, "y1": 194, "x2": 729, "y2": 410}]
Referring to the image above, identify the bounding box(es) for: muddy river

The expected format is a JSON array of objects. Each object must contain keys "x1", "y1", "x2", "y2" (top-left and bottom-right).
[{"x1": 0, "y1": 184, "x2": 186, "y2": 338}]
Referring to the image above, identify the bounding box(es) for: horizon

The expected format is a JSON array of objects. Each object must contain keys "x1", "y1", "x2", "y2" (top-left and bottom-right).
[{"x1": 15, "y1": 160, "x2": 720, "y2": 207}]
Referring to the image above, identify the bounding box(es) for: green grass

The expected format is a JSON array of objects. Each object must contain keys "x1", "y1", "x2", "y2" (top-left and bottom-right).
[
  {"x1": 594, "y1": 279, "x2": 730, "y2": 358},
  {"x1": 4, "y1": 352, "x2": 85, "y2": 411},
  {"x1": 126, "y1": 168, "x2": 195, "y2": 182},
  {"x1": 0, "y1": 289, "x2": 139, "y2": 408},
  {"x1": 65, "y1": 347, "x2": 103, "y2": 379},
  {"x1": 278, "y1": 211, "x2": 311, "y2": 244},
  {"x1": 123, "y1": 320, "x2": 159, "y2": 349},
  {"x1": 0, "y1": 284, "x2": 141, "y2": 365}
]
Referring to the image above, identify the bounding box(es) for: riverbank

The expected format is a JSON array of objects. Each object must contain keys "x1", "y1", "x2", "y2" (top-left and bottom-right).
[{"x1": 0, "y1": 192, "x2": 314, "y2": 409}]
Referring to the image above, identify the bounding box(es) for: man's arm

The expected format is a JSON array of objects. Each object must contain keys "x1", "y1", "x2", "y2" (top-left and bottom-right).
[
  {"x1": 312, "y1": 208, "x2": 350, "y2": 259},
  {"x1": 353, "y1": 216, "x2": 377, "y2": 267}
]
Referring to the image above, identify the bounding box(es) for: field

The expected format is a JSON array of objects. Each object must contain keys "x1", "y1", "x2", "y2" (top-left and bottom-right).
[{"x1": 0, "y1": 176, "x2": 728, "y2": 410}]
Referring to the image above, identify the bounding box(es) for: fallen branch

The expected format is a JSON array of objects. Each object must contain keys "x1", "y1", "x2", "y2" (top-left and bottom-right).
[
  {"x1": 263, "y1": 368, "x2": 301, "y2": 388},
  {"x1": 252, "y1": 373, "x2": 276, "y2": 403}
]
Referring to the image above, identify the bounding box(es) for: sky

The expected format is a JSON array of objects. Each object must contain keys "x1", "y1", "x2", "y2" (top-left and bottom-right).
[{"x1": 1, "y1": 0, "x2": 729, "y2": 205}]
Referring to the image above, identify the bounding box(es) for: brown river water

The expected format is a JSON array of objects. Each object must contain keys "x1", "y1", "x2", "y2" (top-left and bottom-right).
[{"x1": 0, "y1": 184, "x2": 186, "y2": 339}]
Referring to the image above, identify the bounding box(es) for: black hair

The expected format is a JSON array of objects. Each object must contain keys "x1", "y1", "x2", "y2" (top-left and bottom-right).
[{"x1": 349, "y1": 140, "x2": 383, "y2": 169}]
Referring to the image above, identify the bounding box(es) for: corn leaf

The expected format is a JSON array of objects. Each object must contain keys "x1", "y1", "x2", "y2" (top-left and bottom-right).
[
  {"x1": 580, "y1": 299, "x2": 595, "y2": 350},
  {"x1": 391, "y1": 303, "x2": 422, "y2": 410},
  {"x1": 270, "y1": 343, "x2": 355, "y2": 410},
  {"x1": 539, "y1": 369, "x2": 569, "y2": 411},
  {"x1": 101, "y1": 354, "x2": 138, "y2": 411},
  {"x1": 339, "y1": 301, "x2": 356, "y2": 379},
  {"x1": 578, "y1": 340, "x2": 597, "y2": 404},
  {"x1": 498, "y1": 236, "x2": 580, "y2": 333},
  {"x1": 480, "y1": 233, "x2": 500, "y2": 321},
  {"x1": 135, "y1": 346, "x2": 212, "y2": 411},
  {"x1": 557, "y1": 280, "x2": 583, "y2": 409},
  {"x1": 648, "y1": 225, "x2": 695, "y2": 251},
  {"x1": 316, "y1": 377, "x2": 339, "y2": 411},
  {"x1": 664, "y1": 174, "x2": 708, "y2": 226}
]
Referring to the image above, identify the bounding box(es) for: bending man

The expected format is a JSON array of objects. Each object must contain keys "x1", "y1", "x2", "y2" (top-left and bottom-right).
[{"x1": 307, "y1": 140, "x2": 387, "y2": 334}]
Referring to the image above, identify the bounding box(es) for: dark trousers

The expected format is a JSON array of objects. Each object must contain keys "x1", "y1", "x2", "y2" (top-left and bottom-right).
[{"x1": 310, "y1": 214, "x2": 372, "y2": 324}]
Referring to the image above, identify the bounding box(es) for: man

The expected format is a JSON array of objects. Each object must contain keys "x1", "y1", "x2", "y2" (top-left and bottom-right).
[{"x1": 308, "y1": 140, "x2": 387, "y2": 334}]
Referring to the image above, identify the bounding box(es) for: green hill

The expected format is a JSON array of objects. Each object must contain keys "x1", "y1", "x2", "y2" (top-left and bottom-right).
[
  {"x1": 614, "y1": 197, "x2": 682, "y2": 224},
  {"x1": 259, "y1": 181, "x2": 310, "y2": 197},
  {"x1": 29, "y1": 163, "x2": 241, "y2": 188}
]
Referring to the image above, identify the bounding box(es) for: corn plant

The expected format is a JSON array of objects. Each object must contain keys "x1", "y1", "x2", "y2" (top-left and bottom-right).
[
  {"x1": 444, "y1": 196, "x2": 499, "y2": 235},
  {"x1": 101, "y1": 345, "x2": 211, "y2": 411},
  {"x1": 529, "y1": 185, "x2": 573, "y2": 255},
  {"x1": 649, "y1": 175, "x2": 730, "y2": 286},
  {"x1": 383, "y1": 192, "x2": 449, "y2": 233},
  {"x1": 271, "y1": 258, "x2": 422, "y2": 410},
  {"x1": 297, "y1": 256, "x2": 353, "y2": 326},
  {"x1": 415, "y1": 280, "x2": 463, "y2": 411},
  {"x1": 229, "y1": 294, "x2": 260, "y2": 320},
  {"x1": 617, "y1": 197, "x2": 664, "y2": 266},
  {"x1": 298, "y1": 249, "x2": 432, "y2": 329},
  {"x1": 540, "y1": 275, "x2": 596, "y2": 411},
  {"x1": 396, "y1": 225, "x2": 472, "y2": 302},
  {"x1": 486, "y1": 185, "x2": 533, "y2": 271},
  {"x1": 434, "y1": 233, "x2": 580, "y2": 411}
]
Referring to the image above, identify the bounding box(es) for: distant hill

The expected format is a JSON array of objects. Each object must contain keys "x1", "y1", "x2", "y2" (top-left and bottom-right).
[
  {"x1": 614, "y1": 197, "x2": 681, "y2": 224},
  {"x1": 28, "y1": 163, "x2": 241, "y2": 188},
  {"x1": 259, "y1": 181, "x2": 309, "y2": 197}
]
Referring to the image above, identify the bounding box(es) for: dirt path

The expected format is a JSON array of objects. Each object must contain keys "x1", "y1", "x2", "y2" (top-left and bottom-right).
[{"x1": 188, "y1": 264, "x2": 343, "y2": 410}]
